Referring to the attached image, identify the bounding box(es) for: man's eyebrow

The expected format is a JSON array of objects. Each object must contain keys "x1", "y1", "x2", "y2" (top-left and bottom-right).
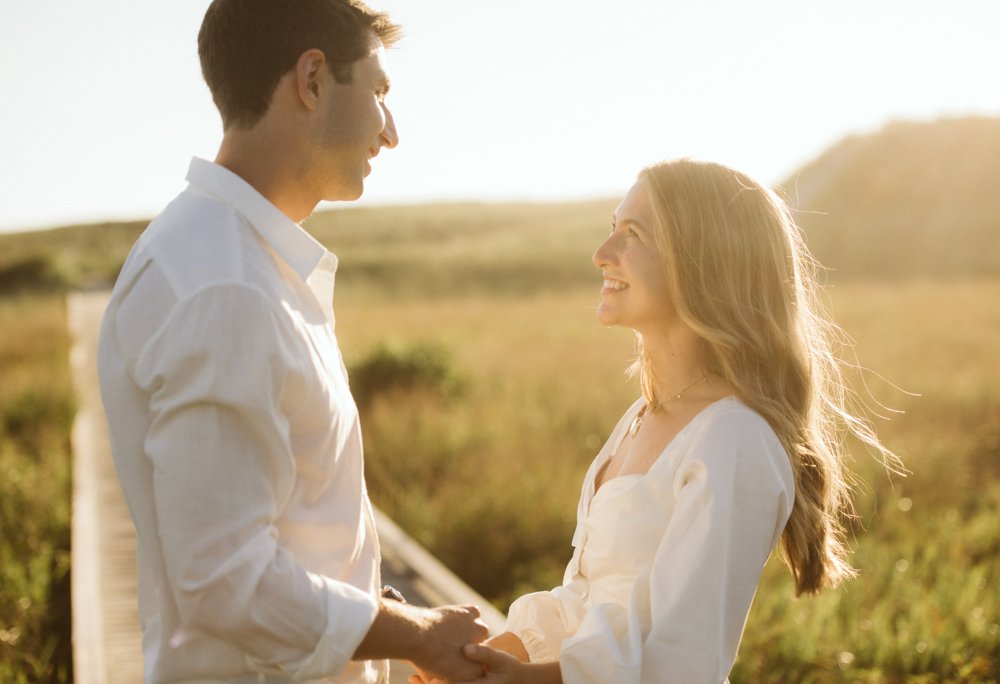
[{"x1": 378, "y1": 77, "x2": 392, "y2": 95}]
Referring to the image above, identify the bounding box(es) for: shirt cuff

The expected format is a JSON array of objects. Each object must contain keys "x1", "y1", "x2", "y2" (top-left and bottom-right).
[
  {"x1": 248, "y1": 576, "x2": 379, "y2": 679},
  {"x1": 519, "y1": 630, "x2": 560, "y2": 664}
]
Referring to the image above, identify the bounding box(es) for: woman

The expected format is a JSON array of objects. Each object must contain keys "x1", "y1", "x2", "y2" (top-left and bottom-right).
[{"x1": 414, "y1": 159, "x2": 892, "y2": 683}]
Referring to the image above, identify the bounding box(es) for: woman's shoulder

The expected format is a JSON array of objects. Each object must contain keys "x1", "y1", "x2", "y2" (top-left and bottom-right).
[
  {"x1": 697, "y1": 396, "x2": 777, "y2": 439},
  {"x1": 681, "y1": 397, "x2": 793, "y2": 487}
]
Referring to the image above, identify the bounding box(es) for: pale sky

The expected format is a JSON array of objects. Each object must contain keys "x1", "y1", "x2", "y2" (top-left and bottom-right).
[{"x1": 1, "y1": 0, "x2": 997, "y2": 233}]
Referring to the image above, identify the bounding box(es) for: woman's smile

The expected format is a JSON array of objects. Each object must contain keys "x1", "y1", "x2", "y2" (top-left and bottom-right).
[{"x1": 601, "y1": 277, "x2": 628, "y2": 293}]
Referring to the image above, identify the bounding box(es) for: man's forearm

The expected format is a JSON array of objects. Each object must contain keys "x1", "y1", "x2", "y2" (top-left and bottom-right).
[
  {"x1": 353, "y1": 599, "x2": 488, "y2": 681},
  {"x1": 353, "y1": 598, "x2": 425, "y2": 661}
]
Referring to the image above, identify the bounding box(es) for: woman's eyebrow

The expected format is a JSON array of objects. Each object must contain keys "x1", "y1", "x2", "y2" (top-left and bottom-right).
[{"x1": 619, "y1": 218, "x2": 647, "y2": 233}]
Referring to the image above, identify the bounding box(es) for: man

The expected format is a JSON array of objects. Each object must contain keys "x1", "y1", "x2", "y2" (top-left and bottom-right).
[{"x1": 97, "y1": 1, "x2": 487, "y2": 682}]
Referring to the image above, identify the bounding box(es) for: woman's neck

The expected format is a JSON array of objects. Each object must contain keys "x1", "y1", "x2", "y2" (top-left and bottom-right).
[{"x1": 639, "y1": 328, "x2": 707, "y2": 401}]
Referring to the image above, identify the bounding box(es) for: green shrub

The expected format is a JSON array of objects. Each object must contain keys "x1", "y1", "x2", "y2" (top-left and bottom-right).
[
  {"x1": 0, "y1": 256, "x2": 67, "y2": 295},
  {"x1": 347, "y1": 341, "x2": 465, "y2": 411}
]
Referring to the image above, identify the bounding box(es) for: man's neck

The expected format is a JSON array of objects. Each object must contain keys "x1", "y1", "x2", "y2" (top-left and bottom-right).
[{"x1": 215, "y1": 130, "x2": 317, "y2": 224}]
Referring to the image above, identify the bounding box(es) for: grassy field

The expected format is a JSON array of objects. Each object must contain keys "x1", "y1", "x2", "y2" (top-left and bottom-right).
[
  {"x1": 0, "y1": 294, "x2": 74, "y2": 683},
  {"x1": 0, "y1": 204, "x2": 998, "y2": 680}
]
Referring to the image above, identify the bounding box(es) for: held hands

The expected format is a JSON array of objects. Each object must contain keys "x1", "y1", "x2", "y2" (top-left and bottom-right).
[
  {"x1": 407, "y1": 604, "x2": 491, "y2": 681},
  {"x1": 409, "y1": 632, "x2": 531, "y2": 684},
  {"x1": 354, "y1": 600, "x2": 488, "y2": 681}
]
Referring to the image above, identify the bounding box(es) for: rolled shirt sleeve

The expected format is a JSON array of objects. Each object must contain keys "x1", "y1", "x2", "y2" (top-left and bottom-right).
[{"x1": 131, "y1": 282, "x2": 377, "y2": 678}]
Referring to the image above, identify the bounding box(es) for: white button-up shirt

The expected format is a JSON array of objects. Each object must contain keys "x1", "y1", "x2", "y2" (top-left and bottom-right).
[{"x1": 98, "y1": 157, "x2": 384, "y2": 683}]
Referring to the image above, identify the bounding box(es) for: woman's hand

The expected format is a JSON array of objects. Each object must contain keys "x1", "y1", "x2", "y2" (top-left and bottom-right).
[
  {"x1": 409, "y1": 641, "x2": 560, "y2": 684},
  {"x1": 482, "y1": 632, "x2": 530, "y2": 663},
  {"x1": 462, "y1": 644, "x2": 561, "y2": 683},
  {"x1": 459, "y1": 643, "x2": 528, "y2": 682},
  {"x1": 407, "y1": 632, "x2": 530, "y2": 684}
]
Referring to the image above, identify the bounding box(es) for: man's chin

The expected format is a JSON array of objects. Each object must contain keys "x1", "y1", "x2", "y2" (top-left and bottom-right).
[{"x1": 326, "y1": 180, "x2": 365, "y2": 202}]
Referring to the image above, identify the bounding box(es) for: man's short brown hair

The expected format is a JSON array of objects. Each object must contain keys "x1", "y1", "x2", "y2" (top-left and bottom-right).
[{"x1": 198, "y1": 0, "x2": 401, "y2": 130}]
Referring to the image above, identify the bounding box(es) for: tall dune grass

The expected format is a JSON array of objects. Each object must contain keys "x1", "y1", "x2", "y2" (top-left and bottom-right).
[
  {"x1": 1, "y1": 276, "x2": 996, "y2": 681},
  {"x1": 0, "y1": 294, "x2": 74, "y2": 683}
]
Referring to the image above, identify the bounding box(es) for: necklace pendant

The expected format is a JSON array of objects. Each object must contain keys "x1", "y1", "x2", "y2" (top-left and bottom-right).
[{"x1": 629, "y1": 406, "x2": 647, "y2": 439}]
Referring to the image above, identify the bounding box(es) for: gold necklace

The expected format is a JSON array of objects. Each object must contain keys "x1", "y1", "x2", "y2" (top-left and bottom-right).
[{"x1": 628, "y1": 373, "x2": 709, "y2": 439}]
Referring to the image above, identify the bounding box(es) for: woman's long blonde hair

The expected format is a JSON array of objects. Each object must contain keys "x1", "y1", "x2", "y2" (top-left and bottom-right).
[{"x1": 635, "y1": 158, "x2": 894, "y2": 596}]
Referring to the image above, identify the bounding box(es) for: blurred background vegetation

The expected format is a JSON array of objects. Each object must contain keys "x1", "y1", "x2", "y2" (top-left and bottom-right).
[
  {"x1": 3, "y1": 116, "x2": 998, "y2": 296},
  {"x1": 1, "y1": 116, "x2": 998, "y2": 682}
]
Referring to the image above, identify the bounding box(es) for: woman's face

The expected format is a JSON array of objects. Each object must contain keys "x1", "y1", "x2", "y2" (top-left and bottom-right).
[{"x1": 592, "y1": 179, "x2": 677, "y2": 333}]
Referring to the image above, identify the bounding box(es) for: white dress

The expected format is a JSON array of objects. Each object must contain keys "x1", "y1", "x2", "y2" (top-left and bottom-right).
[{"x1": 505, "y1": 397, "x2": 795, "y2": 683}]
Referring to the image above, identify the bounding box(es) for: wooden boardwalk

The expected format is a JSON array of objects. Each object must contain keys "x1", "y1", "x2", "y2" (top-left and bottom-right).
[{"x1": 68, "y1": 290, "x2": 505, "y2": 684}]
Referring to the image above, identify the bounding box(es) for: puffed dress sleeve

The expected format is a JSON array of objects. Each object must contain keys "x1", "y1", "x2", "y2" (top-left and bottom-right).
[
  {"x1": 558, "y1": 405, "x2": 795, "y2": 683},
  {"x1": 504, "y1": 577, "x2": 590, "y2": 663}
]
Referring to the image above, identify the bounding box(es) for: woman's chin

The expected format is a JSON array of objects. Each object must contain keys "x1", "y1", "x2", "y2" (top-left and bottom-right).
[{"x1": 595, "y1": 308, "x2": 620, "y2": 328}]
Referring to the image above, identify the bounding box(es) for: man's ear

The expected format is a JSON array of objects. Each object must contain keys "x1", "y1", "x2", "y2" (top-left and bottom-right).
[{"x1": 294, "y1": 48, "x2": 327, "y2": 111}]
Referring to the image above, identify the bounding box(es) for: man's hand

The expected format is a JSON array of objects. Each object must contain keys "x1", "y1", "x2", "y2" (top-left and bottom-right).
[
  {"x1": 354, "y1": 599, "x2": 488, "y2": 681},
  {"x1": 409, "y1": 604, "x2": 491, "y2": 681}
]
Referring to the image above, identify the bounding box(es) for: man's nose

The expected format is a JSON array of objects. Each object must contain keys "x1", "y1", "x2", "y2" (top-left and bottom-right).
[{"x1": 380, "y1": 106, "x2": 399, "y2": 149}]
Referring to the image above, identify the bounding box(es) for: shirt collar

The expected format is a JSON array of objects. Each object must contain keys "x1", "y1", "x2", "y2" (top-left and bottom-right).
[{"x1": 185, "y1": 157, "x2": 335, "y2": 281}]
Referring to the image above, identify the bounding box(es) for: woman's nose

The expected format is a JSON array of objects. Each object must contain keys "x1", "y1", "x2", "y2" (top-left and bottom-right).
[{"x1": 593, "y1": 235, "x2": 615, "y2": 269}]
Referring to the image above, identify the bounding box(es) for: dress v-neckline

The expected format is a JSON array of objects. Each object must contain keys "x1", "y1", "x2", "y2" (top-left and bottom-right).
[{"x1": 588, "y1": 396, "x2": 738, "y2": 509}]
